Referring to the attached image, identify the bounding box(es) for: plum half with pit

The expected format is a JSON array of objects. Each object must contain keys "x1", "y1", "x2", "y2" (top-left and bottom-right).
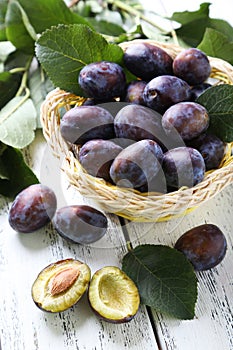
[
  {"x1": 31, "y1": 259, "x2": 91, "y2": 312},
  {"x1": 88, "y1": 266, "x2": 140, "y2": 323},
  {"x1": 8, "y1": 184, "x2": 57, "y2": 233}
]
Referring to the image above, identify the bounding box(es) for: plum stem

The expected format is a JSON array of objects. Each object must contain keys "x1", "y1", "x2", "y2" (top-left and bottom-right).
[{"x1": 126, "y1": 241, "x2": 133, "y2": 252}]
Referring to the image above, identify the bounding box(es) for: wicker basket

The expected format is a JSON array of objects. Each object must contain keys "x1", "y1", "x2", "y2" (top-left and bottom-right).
[{"x1": 40, "y1": 40, "x2": 233, "y2": 222}]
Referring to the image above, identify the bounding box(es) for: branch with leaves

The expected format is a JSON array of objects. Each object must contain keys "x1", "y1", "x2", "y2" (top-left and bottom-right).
[{"x1": 0, "y1": 0, "x2": 233, "y2": 197}]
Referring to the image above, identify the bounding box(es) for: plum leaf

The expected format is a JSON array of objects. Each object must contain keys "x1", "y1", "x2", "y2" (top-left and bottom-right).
[
  {"x1": 35, "y1": 24, "x2": 124, "y2": 95},
  {"x1": 197, "y1": 84, "x2": 233, "y2": 142},
  {"x1": 0, "y1": 145, "x2": 39, "y2": 197},
  {"x1": 122, "y1": 244, "x2": 197, "y2": 320},
  {"x1": 198, "y1": 28, "x2": 233, "y2": 65},
  {"x1": 0, "y1": 96, "x2": 37, "y2": 148}
]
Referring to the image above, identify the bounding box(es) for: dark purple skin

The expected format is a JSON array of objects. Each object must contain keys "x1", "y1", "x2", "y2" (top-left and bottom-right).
[
  {"x1": 110, "y1": 139, "x2": 164, "y2": 189},
  {"x1": 162, "y1": 146, "x2": 205, "y2": 189},
  {"x1": 123, "y1": 42, "x2": 173, "y2": 81},
  {"x1": 82, "y1": 97, "x2": 116, "y2": 106},
  {"x1": 189, "y1": 83, "x2": 212, "y2": 101},
  {"x1": 60, "y1": 106, "x2": 115, "y2": 145},
  {"x1": 78, "y1": 61, "x2": 126, "y2": 100},
  {"x1": 143, "y1": 75, "x2": 190, "y2": 114},
  {"x1": 53, "y1": 205, "x2": 108, "y2": 245},
  {"x1": 114, "y1": 104, "x2": 167, "y2": 149},
  {"x1": 186, "y1": 133, "x2": 225, "y2": 170},
  {"x1": 78, "y1": 139, "x2": 123, "y2": 182},
  {"x1": 137, "y1": 167, "x2": 167, "y2": 194},
  {"x1": 8, "y1": 184, "x2": 57, "y2": 233},
  {"x1": 162, "y1": 102, "x2": 209, "y2": 141},
  {"x1": 124, "y1": 80, "x2": 147, "y2": 105},
  {"x1": 174, "y1": 224, "x2": 227, "y2": 270},
  {"x1": 173, "y1": 48, "x2": 211, "y2": 85}
]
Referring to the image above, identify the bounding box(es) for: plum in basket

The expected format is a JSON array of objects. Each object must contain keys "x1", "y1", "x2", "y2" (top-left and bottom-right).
[
  {"x1": 162, "y1": 147, "x2": 205, "y2": 189},
  {"x1": 173, "y1": 48, "x2": 211, "y2": 85},
  {"x1": 123, "y1": 42, "x2": 173, "y2": 81},
  {"x1": 78, "y1": 61, "x2": 126, "y2": 100},
  {"x1": 110, "y1": 139, "x2": 164, "y2": 190},
  {"x1": 60, "y1": 105, "x2": 115, "y2": 145}
]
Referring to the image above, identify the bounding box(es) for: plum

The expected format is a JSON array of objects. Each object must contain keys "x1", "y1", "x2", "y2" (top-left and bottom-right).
[
  {"x1": 174, "y1": 224, "x2": 227, "y2": 270},
  {"x1": 53, "y1": 205, "x2": 108, "y2": 244},
  {"x1": 8, "y1": 184, "x2": 57, "y2": 233},
  {"x1": 88, "y1": 266, "x2": 140, "y2": 323}
]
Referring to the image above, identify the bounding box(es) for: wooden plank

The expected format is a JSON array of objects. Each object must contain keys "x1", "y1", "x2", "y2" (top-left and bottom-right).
[
  {"x1": 0, "y1": 132, "x2": 158, "y2": 350},
  {"x1": 126, "y1": 184, "x2": 233, "y2": 350}
]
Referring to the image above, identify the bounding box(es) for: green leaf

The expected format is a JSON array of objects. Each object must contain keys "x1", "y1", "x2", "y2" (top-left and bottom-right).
[
  {"x1": 35, "y1": 24, "x2": 124, "y2": 95},
  {"x1": 0, "y1": 96, "x2": 37, "y2": 148},
  {"x1": 197, "y1": 85, "x2": 233, "y2": 142},
  {"x1": 0, "y1": 146, "x2": 39, "y2": 197},
  {"x1": 175, "y1": 18, "x2": 210, "y2": 47},
  {"x1": 4, "y1": 49, "x2": 31, "y2": 71},
  {"x1": 0, "y1": 0, "x2": 8, "y2": 41},
  {"x1": 0, "y1": 143, "x2": 9, "y2": 179},
  {"x1": 198, "y1": 28, "x2": 233, "y2": 65},
  {"x1": 0, "y1": 157, "x2": 9, "y2": 180},
  {"x1": 87, "y1": 18, "x2": 126, "y2": 36},
  {"x1": 5, "y1": 0, "x2": 36, "y2": 54},
  {"x1": 17, "y1": 0, "x2": 91, "y2": 33},
  {"x1": 170, "y1": 2, "x2": 210, "y2": 25},
  {"x1": 75, "y1": 0, "x2": 103, "y2": 16},
  {"x1": 0, "y1": 71, "x2": 21, "y2": 109},
  {"x1": 170, "y1": 3, "x2": 233, "y2": 49},
  {"x1": 0, "y1": 41, "x2": 15, "y2": 62},
  {"x1": 208, "y1": 18, "x2": 233, "y2": 41},
  {"x1": 140, "y1": 21, "x2": 171, "y2": 42},
  {"x1": 122, "y1": 244, "x2": 197, "y2": 320},
  {"x1": 28, "y1": 67, "x2": 54, "y2": 128}
]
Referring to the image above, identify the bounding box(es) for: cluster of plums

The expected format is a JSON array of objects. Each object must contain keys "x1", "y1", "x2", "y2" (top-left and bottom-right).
[
  {"x1": 8, "y1": 183, "x2": 227, "y2": 318},
  {"x1": 8, "y1": 43, "x2": 228, "y2": 319},
  {"x1": 8, "y1": 183, "x2": 140, "y2": 321},
  {"x1": 8, "y1": 183, "x2": 108, "y2": 244},
  {"x1": 61, "y1": 42, "x2": 225, "y2": 193},
  {"x1": 8, "y1": 184, "x2": 227, "y2": 272}
]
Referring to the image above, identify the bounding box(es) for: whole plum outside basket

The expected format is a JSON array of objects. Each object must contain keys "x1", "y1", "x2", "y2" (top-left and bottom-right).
[{"x1": 40, "y1": 40, "x2": 233, "y2": 222}]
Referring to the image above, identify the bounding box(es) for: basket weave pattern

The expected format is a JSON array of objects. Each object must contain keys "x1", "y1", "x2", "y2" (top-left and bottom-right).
[{"x1": 41, "y1": 40, "x2": 233, "y2": 222}]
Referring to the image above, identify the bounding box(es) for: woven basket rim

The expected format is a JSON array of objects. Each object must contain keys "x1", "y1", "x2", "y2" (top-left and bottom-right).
[{"x1": 40, "y1": 39, "x2": 233, "y2": 222}]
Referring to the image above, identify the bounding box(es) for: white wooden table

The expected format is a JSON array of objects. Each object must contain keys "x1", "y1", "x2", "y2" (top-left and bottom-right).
[
  {"x1": 1, "y1": 2, "x2": 233, "y2": 349},
  {"x1": 1, "y1": 125, "x2": 233, "y2": 350}
]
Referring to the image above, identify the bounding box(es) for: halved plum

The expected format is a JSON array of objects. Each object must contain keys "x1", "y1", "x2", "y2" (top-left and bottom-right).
[
  {"x1": 88, "y1": 266, "x2": 140, "y2": 323},
  {"x1": 31, "y1": 259, "x2": 91, "y2": 312}
]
